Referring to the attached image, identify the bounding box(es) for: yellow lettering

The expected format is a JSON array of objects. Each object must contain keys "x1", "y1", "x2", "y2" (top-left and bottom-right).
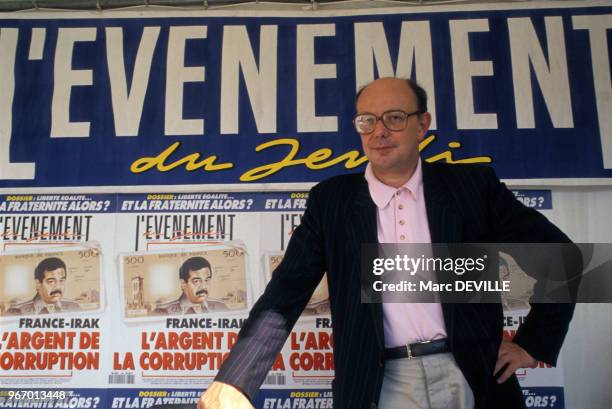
[
  {"x1": 130, "y1": 142, "x2": 233, "y2": 174},
  {"x1": 129, "y1": 135, "x2": 491, "y2": 181},
  {"x1": 310, "y1": 149, "x2": 367, "y2": 170},
  {"x1": 421, "y1": 135, "x2": 492, "y2": 164},
  {"x1": 240, "y1": 138, "x2": 367, "y2": 182},
  {"x1": 239, "y1": 138, "x2": 301, "y2": 181},
  {"x1": 419, "y1": 135, "x2": 436, "y2": 151},
  {"x1": 304, "y1": 148, "x2": 333, "y2": 168}
]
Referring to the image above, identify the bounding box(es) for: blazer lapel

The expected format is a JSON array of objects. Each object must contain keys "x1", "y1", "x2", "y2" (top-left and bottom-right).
[
  {"x1": 349, "y1": 177, "x2": 385, "y2": 350},
  {"x1": 422, "y1": 161, "x2": 463, "y2": 345},
  {"x1": 422, "y1": 162, "x2": 463, "y2": 243}
]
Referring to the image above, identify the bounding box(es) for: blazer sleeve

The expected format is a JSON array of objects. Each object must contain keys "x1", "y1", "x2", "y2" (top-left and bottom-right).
[
  {"x1": 214, "y1": 184, "x2": 327, "y2": 401},
  {"x1": 484, "y1": 167, "x2": 576, "y2": 366}
]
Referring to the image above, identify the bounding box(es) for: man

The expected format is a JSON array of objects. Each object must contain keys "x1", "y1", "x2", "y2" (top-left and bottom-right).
[
  {"x1": 199, "y1": 78, "x2": 574, "y2": 409},
  {"x1": 8, "y1": 257, "x2": 81, "y2": 315},
  {"x1": 153, "y1": 256, "x2": 228, "y2": 315}
]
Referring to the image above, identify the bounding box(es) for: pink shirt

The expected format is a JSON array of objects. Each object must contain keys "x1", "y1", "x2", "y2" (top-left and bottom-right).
[{"x1": 364, "y1": 159, "x2": 447, "y2": 347}]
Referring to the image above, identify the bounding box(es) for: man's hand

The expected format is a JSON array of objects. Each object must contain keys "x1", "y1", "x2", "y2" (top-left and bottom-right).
[
  {"x1": 494, "y1": 339, "x2": 538, "y2": 384},
  {"x1": 198, "y1": 381, "x2": 254, "y2": 409}
]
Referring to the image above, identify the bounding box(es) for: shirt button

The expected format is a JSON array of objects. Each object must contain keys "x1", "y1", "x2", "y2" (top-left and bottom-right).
[
  {"x1": 395, "y1": 191, "x2": 401, "y2": 196},
  {"x1": 398, "y1": 204, "x2": 404, "y2": 210},
  {"x1": 399, "y1": 220, "x2": 406, "y2": 226},
  {"x1": 400, "y1": 235, "x2": 406, "y2": 240}
]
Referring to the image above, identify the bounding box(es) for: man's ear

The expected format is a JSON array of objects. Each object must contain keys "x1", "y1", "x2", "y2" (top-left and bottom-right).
[
  {"x1": 180, "y1": 279, "x2": 187, "y2": 291},
  {"x1": 417, "y1": 112, "x2": 432, "y2": 142}
]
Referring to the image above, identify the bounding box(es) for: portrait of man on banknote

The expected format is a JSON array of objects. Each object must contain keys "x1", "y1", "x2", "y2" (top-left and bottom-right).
[
  {"x1": 153, "y1": 256, "x2": 228, "y2": 315},
  {"x1": 7, "y1": 257, "x2": 81, "y2": 315}
]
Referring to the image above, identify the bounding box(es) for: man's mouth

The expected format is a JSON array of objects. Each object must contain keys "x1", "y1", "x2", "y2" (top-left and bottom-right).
[
  {"x1": 196, "y1": 290, "x2": 208, "y2": 297},
  {"x1": 372, "y1": 145, "x2": 395, "y2": 151}
]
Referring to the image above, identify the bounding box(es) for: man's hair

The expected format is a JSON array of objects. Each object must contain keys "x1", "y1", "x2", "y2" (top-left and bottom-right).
[
  {"x1": 35, "y1": 257, "x2": 67, "y2": 282},
  {"x1": 355, "y1": 78, "x2": 428, "y2": 113},
  {"x1": 179, "y1": 257, "x2": 212, "y2": 282}
]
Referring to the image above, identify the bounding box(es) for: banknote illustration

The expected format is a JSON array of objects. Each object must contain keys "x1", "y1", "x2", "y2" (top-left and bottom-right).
[
  {"x1": 120, "y1": 243, "x2": 248, "y2": 319},
  {"x1": 263, "y1": 251, "x2": 330, "y2": 316},
  {"x1": 0, "y1": 245, "x2": 102, "y2": 316}
]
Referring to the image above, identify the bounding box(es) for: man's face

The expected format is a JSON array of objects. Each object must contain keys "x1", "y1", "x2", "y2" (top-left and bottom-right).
[
  {"x1": 181, "y1": 267, "x2": 212, "y2": 304},
  {"x1": 356, "y1": 78, "x2": 431, "y2": 179},
  {"x1": 36, "y1": 268, "x2": 66, "y2": 304}
]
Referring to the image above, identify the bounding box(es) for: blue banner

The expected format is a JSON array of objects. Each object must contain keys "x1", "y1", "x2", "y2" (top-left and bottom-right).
[
  {"x1": 0, "y1": 386, "x2": 565, "y2": 409},
  {"x1": 522, "y1": 387, "x2": 565, "y2": 409},
  {"x1": 512, "y1": 190, "x2": 553, "y2": 209},
  {"x1": 0, "y1": 388, "x2": 106, "y2": 409},
  {"x1": 117, "y1": 192, "x2": 307, "y2": 213},
  {"x1": 0, "y1": 4, "x2": 610, "y2": 187}
]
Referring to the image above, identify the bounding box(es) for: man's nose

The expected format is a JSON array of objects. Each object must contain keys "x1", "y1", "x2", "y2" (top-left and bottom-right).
[{"x1": 372, "y1": 118, "x2": 390, "y2": 138}]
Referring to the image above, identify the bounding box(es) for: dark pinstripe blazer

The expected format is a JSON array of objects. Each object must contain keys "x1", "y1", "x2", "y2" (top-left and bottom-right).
[{"x1": 215, "y1": 162, "x2": 574, "y2": 409}]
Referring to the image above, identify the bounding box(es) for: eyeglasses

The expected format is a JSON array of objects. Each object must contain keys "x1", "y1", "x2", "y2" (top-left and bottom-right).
[{"x1": 353, "y1": 109, "x2": 422, "y2": 134}]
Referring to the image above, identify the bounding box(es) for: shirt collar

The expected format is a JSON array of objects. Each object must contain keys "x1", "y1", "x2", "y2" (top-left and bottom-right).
[
  {"x1": 33, "y1": 294, "x2": 61, "y2": 314},
  {"x1": 364, "y1": 158, "x2": 423, "y2": 209}
]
